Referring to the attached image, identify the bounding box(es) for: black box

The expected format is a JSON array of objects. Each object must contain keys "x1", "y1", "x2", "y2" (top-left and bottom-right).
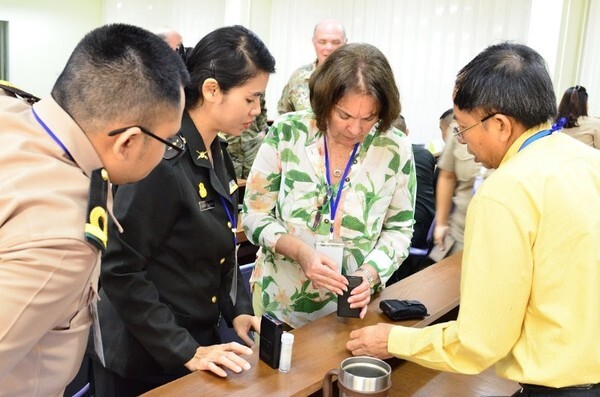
[
  {"x1": 337, "y1": 275, "x2": 362, "y2": 318},
  {"x1": 259, "y1": 313, "x2": 284, "y2": 368}
]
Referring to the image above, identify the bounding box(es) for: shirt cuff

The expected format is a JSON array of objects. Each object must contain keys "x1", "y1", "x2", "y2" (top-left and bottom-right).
[
  {"x1": 364, "y1": 250, "x2": 394, "y2": 283},
  {"x1": 387, "y1": 325, "x2": 423, "y2": 359},
  {"x1": 258, "y1": 224, "x2": 288, "y2": 252}
]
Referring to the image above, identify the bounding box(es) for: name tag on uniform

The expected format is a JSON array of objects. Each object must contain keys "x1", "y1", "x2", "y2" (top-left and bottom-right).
[
  {"x1": 198, "y1": 200, "x2": 215, "y2": 211},
  {"x1": 229, "y1": 179, "x2": 238, "y2": 194}
]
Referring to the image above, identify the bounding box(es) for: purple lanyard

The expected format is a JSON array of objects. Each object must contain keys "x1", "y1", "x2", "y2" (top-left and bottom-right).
[
  {"x1": 324, "y1": 135, "x2": 359, "y2": 235},
  {"x1": 32, "y1": 108, "x2": 74, "y2": 161}
]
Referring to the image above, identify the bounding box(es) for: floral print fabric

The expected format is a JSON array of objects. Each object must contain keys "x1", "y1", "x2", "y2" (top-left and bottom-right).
[{"x1": 242, "y1": 110, "x2": 416, "y2": 328}]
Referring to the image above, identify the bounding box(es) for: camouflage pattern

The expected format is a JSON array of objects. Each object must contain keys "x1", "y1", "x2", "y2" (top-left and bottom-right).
[
  {"x1": 277, "y1": 62, "x2": 317, "y2": 115},
  {"x1": 224, "y1": 94, "x2": 268, "y2": 179}
]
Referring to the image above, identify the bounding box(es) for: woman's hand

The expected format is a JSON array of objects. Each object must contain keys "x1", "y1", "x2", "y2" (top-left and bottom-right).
[
  {"x1": 233, "y1": 314, "x2": 260, "y2": 347},
  {"x1": 350, "y1": 266, "x2": 377, "y2": 318},
  {"x1": 297, "y1": 247, "x2": 348, "y2": 295},
  {"x1": 184, "y1": 342, "x2": 253, "y2": 377}
]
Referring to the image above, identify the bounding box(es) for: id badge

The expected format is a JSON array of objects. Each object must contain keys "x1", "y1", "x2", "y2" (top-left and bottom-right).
[
  {"x1": 315, "y1": 240, "x2": 344, "y2": 273},
  {"x1": 90, "y1": 299, "x2": 106, "y2": 366}
]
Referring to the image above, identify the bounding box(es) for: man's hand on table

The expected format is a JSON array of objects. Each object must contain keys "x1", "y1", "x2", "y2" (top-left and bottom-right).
[{"x1": 346, "y1": 323, "x2": 394, "y2": 359}]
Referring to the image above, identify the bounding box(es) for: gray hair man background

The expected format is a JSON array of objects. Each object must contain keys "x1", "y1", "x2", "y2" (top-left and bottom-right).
[{"x1": 277, "y1": 18, "x2": 347, "y2": 115}]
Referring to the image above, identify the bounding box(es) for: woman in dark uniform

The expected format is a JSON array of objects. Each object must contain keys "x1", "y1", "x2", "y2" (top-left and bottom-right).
[{"x1": 92, "y1": 26, "x2": 276, "y2": 396}]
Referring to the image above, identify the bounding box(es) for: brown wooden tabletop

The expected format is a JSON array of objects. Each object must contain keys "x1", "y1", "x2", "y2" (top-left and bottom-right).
[{"x1": 142, "y1": 252, "x2": 519, "y2": 396}]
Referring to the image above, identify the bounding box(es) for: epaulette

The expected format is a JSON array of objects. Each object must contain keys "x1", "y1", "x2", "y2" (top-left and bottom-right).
[{"x1": 0, "y1": 80, "x2": 40, "y2": 105}]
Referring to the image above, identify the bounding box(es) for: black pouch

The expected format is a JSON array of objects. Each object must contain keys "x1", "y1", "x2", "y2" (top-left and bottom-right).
[{"x1": 379, "y1": 299, "x2": 429, "y2": 321}]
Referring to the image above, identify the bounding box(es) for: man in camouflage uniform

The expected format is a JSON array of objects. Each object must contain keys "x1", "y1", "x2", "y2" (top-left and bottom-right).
[
  {"x1": 277, "y1": 19, "x2": 347, "y2": 115},
  {"x1": 224, "y1": 93, "x2": 268, "y2": 179}
]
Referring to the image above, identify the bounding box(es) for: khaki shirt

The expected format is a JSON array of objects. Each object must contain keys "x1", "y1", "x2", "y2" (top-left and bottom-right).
[
  {"x1": 437, "y1": 135, "x2": 492, "y2": 245},
  {"x1": 0, "y1": 92, "x2": 104, "y2": 396},
  {"x1": 562, "y1": 116, "x2": 600, "y2": 149}
]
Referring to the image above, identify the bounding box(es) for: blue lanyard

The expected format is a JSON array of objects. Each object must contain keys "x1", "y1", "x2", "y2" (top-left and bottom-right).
[
  {"x1": 324, "y1": 135, "x2": 359, "y2": 235},
  {"x1": 32, "y1": 108, "x2": 74, "y2": 161},
  {"x1": 518, "y1": 119, "x2": 565, "y2": 152},
  {"x1": 218, "y1": 195, "x2": 238, "y2": 246},
  {"x1": 518, "y1": 129, "x2": 552, "y2": 152}
]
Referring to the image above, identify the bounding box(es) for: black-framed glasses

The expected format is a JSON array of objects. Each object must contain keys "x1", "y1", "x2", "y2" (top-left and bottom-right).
[
  {"x1": 452, "y1": 113, "x2": 498, "y2": 143},
  {"x1": 108, "y1": 126, "x2": 185, "y2": 160}
]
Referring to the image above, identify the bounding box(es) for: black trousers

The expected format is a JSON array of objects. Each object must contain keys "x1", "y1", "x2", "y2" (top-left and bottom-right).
[
  {"x1": 92, "y1": 361, "x2": 176, "y2": 397},
  {"x1": 512, "y1": 383, "x2": 600, "y2": 397}
]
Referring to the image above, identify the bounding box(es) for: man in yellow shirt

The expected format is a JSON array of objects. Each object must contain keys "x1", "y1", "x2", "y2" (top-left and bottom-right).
[{"x1": 347, "y1": 42, "x2": 600, "y2": 396}]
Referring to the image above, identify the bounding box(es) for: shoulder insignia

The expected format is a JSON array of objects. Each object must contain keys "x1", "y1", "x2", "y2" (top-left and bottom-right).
[{"x1": 0, "y1": 80, "x2": 40, "y2": 104}]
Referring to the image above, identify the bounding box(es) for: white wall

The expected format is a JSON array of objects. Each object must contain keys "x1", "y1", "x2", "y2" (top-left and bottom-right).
[
  {"x1": 102, "y1": 0, "x2": 227, "y2": 47},
  {"x1": 2, "y1": 0, "x2": 598, "y2": 143},
  {"x1": 0, "y1": 0, "x2": 102, "y2": 96},
  {"x1": 577, "y1": 0, "x2": 600, "y2": 116},
  {"x1": 264, "y1": 0, "x2": 540, "y2": 144},
  {"x1": 98, "y1": 0, "x2": 568, "y2": 144}
]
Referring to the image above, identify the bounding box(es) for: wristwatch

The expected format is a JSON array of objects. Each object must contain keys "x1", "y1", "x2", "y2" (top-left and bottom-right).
[{"x1": 355, "y1": 267, "x2": 376, "y2": 293}]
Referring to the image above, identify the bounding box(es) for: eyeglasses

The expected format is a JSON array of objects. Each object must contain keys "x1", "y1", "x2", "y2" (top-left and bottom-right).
[
  {"x1": 452, "y1": 113, "x2": 498, "y2": 143},
  {"x1": 108, "y1": 126, "x2": 186, "y2": 160}
]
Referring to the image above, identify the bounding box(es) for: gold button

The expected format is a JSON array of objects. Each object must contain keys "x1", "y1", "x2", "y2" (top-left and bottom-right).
[
  {"x1": 227, "y1": 221, "x2": 232, "y2": 228},
  {"x1": 220, "y1": 257, "x2": 225, "y2": 264},
  {"x1": 211, "y1": 296, "x2": 217, "y2": 303}
]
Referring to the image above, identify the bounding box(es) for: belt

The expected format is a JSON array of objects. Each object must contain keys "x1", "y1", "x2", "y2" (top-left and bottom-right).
[{"x1": 515, "y1": 382, "x2": 600, "y2": 397}]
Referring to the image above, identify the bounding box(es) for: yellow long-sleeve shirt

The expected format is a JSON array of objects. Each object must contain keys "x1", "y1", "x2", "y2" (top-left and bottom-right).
[{"x1": 388, "y1": 125, "x2": 600, "y2": 388}]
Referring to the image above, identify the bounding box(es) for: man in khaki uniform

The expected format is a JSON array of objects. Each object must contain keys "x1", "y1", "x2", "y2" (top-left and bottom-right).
[
  {"x1": 277, "y1": 19, "x2": 347, "y2": 115},
  {"x1": 434, "y1": 134, "x2": 492, "y2": 254},
  {"x1": 0, "y1": 24, "x2": 188, "y2": 396}
]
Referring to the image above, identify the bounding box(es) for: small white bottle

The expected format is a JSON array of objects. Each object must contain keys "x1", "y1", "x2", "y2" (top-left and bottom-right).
[{"x1": 278, "y1": 332, "x2": 294, "y2": 373}]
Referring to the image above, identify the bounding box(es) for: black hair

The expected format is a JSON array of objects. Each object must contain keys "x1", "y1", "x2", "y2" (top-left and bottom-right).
[
  {"x1": 557, "y1": 85, "x2": 589, "y2": 128},
  {"x1": 185, "y1": 25, "x2": 276, "y2": 109},
  {"x1": 453, "y1": 42, "x2": 556, "y2": 129},
  {"x1": 439, "y1": 108, "x2": 453, "y2": 120},
  {"x1": 52, "y1": 23, "x2": 189, "y2": 132}
]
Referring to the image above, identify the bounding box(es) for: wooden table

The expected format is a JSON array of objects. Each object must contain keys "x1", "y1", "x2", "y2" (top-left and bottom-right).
[{"x1": 143, "y1": 252, "x2": 519, "y2": 396}]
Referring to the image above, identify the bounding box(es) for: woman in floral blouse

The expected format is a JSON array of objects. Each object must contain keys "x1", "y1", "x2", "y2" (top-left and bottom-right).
[{"x1": 243, "y1": 43, "x2": 416, "y2": 329}]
